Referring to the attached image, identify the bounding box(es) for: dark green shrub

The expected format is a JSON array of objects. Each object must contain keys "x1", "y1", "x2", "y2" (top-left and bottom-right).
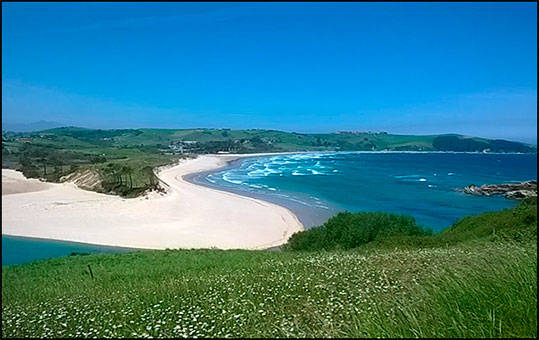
[{"x1": 285, "y1": 211, "x2": 432, "y2": 251}]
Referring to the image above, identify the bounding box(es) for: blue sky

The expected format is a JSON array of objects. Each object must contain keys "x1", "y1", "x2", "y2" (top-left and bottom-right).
[{"x1": 2, "y1": 2, "x2": 537, "y2": 143}]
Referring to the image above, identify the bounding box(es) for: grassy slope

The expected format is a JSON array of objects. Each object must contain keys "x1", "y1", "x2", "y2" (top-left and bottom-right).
[
  {"x1": 5, "y1": 127, "x2": 537, "y2": 152},
  {"x1": 2, "y1": 200, "x2": 537, "y2": 338},
  {"x1": 125, "y1": 129, "x2": 488, "y2": 151}
]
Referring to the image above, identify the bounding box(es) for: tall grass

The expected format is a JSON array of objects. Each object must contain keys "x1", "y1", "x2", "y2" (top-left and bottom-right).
[
  {"x1": 2, "y1": 242, "x2": 536, "y2": 338},
  {"x1": 2, "y1": 199, "x2": 537, "y2": 338},
  {"x1": 364, "y1": 242, "x2": 537, "y2": 338}
]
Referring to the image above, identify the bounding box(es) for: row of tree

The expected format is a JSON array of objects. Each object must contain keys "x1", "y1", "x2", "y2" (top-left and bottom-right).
[{"x1": 100, "y1": 163, "x2": 159, "y2": 196}]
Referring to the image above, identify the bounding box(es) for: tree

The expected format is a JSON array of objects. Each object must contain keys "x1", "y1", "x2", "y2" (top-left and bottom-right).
[
  {"x1": 90, "y1": 155, "x2": 107, "y2": 164},
  {"x1": 20, "y1": 155, "x2": 39, "y2": 178},
  {"x1": 122, "y1": 165, "x2": 133, "y2": 189},
  {"x1": 143, "y1": 165, "x2": 158, "y2": 188},
  {"x1": 48, "y1": 154, "x2": 63, "y2": 177},
  {"x1": 39, "y1": 157, "x2": 47, "y2": 176}
]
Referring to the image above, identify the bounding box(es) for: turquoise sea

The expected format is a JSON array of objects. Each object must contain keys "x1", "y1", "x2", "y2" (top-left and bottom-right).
[
  {"x1": 3, "y1": 152, "x2": 536, "y2": 265},
  {"x1": 197, "y1": 152, "x2": 537, "y2": 230},
  {"x1": 2, "y1": 236, "x2": 138, "y2": 266}
]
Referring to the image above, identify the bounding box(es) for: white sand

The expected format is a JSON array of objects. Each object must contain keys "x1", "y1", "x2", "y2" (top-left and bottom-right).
[{"x1": 1, "y1": 154, "x2": 304, "y2": 250}]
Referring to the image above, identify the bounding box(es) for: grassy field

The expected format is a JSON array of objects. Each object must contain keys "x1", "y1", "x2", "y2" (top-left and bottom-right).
[{"x1": 2, "y1": 199, "x2": 536, "y2": 338}]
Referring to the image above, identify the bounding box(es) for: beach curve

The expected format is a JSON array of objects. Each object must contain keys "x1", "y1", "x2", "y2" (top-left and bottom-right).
[{"x1": 1, "y1": 154, "x2": 304, "y2": 250}]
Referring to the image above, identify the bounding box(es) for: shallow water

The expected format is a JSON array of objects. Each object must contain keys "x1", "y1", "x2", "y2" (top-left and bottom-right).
[
  {"x1": 204, "y1": 152, "x2": 537, "y2": 231},
  {"x1": 1, "y1": 235, "x2": 138, "y2": 266}
]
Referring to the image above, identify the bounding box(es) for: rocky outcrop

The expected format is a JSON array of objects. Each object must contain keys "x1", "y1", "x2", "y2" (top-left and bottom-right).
[
  {"x1": 60, "y1": 168, "x2": 104, "y2": 192},
  {"x1": 459, "y1": 180, "x2": 537, "y2": 200}
]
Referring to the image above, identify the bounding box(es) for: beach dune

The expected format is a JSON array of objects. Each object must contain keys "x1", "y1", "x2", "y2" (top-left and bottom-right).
[{"x1": 1, "y1": 155, "x2": 304, "y2": 250}]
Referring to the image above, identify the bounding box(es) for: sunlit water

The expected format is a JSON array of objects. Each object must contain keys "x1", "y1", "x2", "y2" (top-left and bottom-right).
[
  {"x1": 2, "y1": 236, "x2": 137, "y2": 266},
  {"x1": 204, "y1": 152, "x2": 537, "y2": 230}
]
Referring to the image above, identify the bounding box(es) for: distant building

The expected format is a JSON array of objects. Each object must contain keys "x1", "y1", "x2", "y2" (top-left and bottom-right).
[
  {"x1": 17, "y1": 138, "x2": 32, "y2": 143},
  {"x1": 335, "y1": 130, "x2": 388, "y2": 135},
  {"x1": 166, "y1": 144, "x2": 185, "y2": 154}
]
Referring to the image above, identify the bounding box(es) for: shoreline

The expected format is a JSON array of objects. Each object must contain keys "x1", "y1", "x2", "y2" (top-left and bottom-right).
[
  {"x1": 179, "y1": 152, "x2": 337, "y2": 229},
  {"x1": 183, "y1": 158, "x2": 337, "y2": 229},
  {"x1": 2, "y1": 154, "x2": 305, "y2": 251}
]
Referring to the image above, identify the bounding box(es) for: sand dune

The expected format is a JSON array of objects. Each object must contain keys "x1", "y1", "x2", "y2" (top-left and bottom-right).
[
  {"x1": 1, "y1": 155, "x2": 304, "y2": 250},
  {"x1": 2, "y1": 171, "x2": 53, "y2": 195}
]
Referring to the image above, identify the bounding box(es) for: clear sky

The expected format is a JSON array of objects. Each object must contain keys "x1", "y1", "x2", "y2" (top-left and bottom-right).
[{"x1": 2, "y1": 2, "x2": 537, "y2": 143}]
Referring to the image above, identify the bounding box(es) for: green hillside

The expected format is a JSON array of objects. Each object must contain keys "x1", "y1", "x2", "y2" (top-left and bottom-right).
[
  {"x1": 2, "y1": 127, "x2": 536, "y2": 197},
  {"x1": 4, "y1": 126, "x2": 536, "y2": 152},
  {"x1": 2, "y1": 199, "x2": 537, "y2": 338}
]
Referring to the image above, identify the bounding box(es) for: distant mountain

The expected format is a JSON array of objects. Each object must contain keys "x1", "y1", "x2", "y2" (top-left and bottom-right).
[{"x1": 2, "y1": 120, "x2": 65, "y2": 133}]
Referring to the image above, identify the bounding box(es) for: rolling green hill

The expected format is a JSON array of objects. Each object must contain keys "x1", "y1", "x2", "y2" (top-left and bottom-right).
[
  {"x1": 44, "y1": 127, "x2": 537, "y2": 152},
  {"x1": 2, "y1": 199, "x2": 537, "y2": 338},
  {"x1": 4, "y1": 126, "x2": 536, "y2": 152}
]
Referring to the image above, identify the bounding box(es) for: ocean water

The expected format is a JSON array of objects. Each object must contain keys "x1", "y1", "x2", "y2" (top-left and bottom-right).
[
  {"x1": 202, "y1": 152, "x2": 537, "y2": 231},
  {"x1": 2, "y1": 235, "x2": 138, "y2": 266}
]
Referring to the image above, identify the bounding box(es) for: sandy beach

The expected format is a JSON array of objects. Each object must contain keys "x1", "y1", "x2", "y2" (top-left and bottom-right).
[{"x1": 1, "y1": 154, "x2": 304, "y2": 250}]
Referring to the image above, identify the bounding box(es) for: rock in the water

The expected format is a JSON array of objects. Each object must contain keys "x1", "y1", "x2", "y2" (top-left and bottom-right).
[
  {"x1": 459, "y1": 181, "x2": 537, "y2": 200},
  {"x1": 504, "y1": 190, "x2": 537, "y2": 200}
]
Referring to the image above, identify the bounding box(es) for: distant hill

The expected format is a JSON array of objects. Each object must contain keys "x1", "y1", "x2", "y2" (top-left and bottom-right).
[
  {"x1": 2, "y1": 126, "x2": 536, "y2": 154},
  {"x1": 2, "y1": 120, "x2": 65, "y2": 133},
  {"x1": 30, "y1": 127, "x2": 538, "y2": 153}
]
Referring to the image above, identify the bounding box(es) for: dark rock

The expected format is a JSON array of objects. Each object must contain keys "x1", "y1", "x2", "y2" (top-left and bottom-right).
[{"x1": 459, "y1": 181, "x2": 537, "y2": 200}]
